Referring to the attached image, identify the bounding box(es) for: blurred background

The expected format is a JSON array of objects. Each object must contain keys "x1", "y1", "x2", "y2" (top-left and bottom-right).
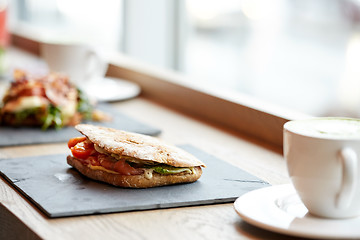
[{"x1": 6, "y1": 0, "x2": 360, "y2": 118}]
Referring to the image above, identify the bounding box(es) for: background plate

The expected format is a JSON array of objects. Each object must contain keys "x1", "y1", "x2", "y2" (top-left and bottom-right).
[{"x1": 83, "y1": 77, "x2": 141, "y2": 102}]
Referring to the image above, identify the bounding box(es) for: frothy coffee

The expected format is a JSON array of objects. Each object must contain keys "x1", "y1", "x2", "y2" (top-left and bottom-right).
[{"x1": 284, "y1": 117, "x2": 360, "y2": 139}]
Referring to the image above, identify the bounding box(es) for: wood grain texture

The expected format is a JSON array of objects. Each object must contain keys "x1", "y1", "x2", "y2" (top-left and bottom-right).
[{"x1": 0, "y1": 203, "x2": 41, "y2": 240}]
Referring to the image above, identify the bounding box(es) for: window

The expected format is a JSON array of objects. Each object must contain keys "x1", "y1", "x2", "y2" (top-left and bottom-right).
[
  {"x1": 11, "y1": 0, "x2": 123, "y2": 51},
  {"x1": 9, "y1": 0, "x2": 360, "y2": 118},
  {"x1": 181, "y1": 0, "x2": 360, "y2": 118}
]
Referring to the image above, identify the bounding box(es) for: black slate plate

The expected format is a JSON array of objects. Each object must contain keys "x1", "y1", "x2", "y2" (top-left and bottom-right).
[
  {"x1": 0, "y1": 145, "x2": 269, "y2": 218},
  {"x1": 0, "y1": 104, "x2": 161, "y2": 146}
]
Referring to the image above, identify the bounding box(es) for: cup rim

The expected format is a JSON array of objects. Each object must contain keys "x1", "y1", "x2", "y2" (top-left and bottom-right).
[{"x1": 284, "y1": 117, "x2": 360, "y2": 140}]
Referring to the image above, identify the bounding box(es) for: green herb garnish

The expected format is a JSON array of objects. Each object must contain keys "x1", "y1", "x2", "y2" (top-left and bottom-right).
[
  {"x1": 77, "y1": 88, "x2": 93, "y2": 120},
  {"x1": 41, "y1": 105, "x2": 62, "y2": 130}
]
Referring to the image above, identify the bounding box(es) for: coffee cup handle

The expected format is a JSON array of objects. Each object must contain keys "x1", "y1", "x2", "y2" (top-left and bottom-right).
[{"x1": 336, "y1": 147, "x2": 357, "y2": 209}]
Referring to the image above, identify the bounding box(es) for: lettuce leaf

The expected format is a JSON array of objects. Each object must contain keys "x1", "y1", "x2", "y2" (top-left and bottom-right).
[
  {"x1": 152, "y1": 165, "x2": 193, "y2": 175},
  {"x1": 41, "y1": 105, "x2": 62, "y2": 130},
  {"x1": 77, "y1": 88, "x2": 93, "y2": 120}
]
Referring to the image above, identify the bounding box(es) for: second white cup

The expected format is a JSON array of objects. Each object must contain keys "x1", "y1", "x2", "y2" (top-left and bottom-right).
[{"x1": 40, "y1": 42, "x2": 108, "y2": 87}]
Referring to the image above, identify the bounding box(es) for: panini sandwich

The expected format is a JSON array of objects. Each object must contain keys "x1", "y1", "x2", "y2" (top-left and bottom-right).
[{"x1": 67, "y1": 124, "x2": 206, "y2": 188}]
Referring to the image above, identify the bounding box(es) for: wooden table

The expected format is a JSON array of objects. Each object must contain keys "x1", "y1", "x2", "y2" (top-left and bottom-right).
[
  {"x1": 0, "y1": 97, "x2": 290, "y2": 240},
  {"x1": 0, "y1": 43, "x2": 292, "y2": 240}
]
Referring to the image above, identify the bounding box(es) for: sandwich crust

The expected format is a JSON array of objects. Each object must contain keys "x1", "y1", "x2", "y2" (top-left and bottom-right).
[
  {"x1": 67, "y1": 155, "x2": 203, "y2": 188},
  {"x1": 75, "y1": 124, "x2": 206, "y2": 168}
]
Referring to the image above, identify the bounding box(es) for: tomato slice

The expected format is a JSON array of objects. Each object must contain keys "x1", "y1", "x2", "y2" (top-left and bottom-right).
[
  {"x1": 87, "y1": 156, "x2": 100, "y2": 166},
  {"x1": 18, "y1": 86, "x2": 46, "y2": 98},
  {"x1": 70, "y1": 140, "x2": 96, "y2": 160},
  {"x1": 68, "y1": 136, "x2": 87, "y2": 148},
  {"x1": 69, "y1": 137, "x2": 143, "y2": 175}
]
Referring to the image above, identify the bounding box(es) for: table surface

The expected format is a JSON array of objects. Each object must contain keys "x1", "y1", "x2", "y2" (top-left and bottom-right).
[
  {"x1": 0, "y1": 47, "x2": 291, "y2": 240},
  {"x1": 0, "y1": 97, "x2": 291, "y2": 240}
]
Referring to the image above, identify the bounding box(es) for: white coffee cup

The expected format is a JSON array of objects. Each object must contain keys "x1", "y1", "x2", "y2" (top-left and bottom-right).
[
  {"x1": 40, "y1": 42, "x2": 108, "y2": 87},
  {"x1": 283, "y1": 117, "x2": 360, "y2": 219}
]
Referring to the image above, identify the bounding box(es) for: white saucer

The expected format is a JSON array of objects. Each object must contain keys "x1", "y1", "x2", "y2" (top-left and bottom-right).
[
  {"x1": 234, "y1": 184, "x2": 360, "y2": 239},
  {"x1": 83, "y1": 77, "x2": 141, "y2": 102}
]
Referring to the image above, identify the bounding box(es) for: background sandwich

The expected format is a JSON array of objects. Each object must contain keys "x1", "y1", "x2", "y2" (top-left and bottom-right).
[
  {"x1": 0, "y1": 70, "x2": 109, "y2": 130},
  {"x1": 67, "y1": 124, "x2": 206, "y2": 188}
]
